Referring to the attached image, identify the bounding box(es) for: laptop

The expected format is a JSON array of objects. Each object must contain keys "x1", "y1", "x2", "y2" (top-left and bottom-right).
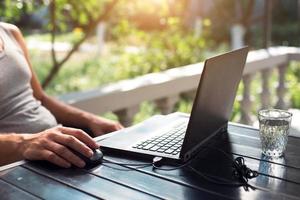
[{"x1": 100, "y1": 47, "x2": 249, "y2": 162}]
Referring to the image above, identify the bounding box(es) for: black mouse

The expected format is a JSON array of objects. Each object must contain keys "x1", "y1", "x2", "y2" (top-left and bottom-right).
[{"x1": 72, "y1": 148, "x2": 103, "y2": 168}]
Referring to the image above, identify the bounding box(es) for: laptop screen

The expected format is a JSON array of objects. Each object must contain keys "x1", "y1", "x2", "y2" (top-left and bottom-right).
[{"x1": 180, "y1": 47, "x2": 249, "y2": 160}]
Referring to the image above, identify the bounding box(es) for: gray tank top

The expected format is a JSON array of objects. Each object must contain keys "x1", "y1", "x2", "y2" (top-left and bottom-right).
[{"x1": 0, "y1": 23, "x2": 57, "y2": 133}]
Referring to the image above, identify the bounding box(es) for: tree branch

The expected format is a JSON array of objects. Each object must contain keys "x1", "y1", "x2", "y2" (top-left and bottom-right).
[
  {"x1": 42, "y1": 0, "x2": 119, "y2": 88},
  {"x1": 50, "y1": 0, "x2": 58, "y2": 66}
]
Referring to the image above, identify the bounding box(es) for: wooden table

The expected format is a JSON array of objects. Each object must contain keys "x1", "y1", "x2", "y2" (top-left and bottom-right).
[{"x1": 1, "y1": 118, "x2": 300, "y2": 200}]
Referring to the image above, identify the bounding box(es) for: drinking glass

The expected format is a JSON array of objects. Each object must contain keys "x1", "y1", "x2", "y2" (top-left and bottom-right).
[{"x1": 258, "y1": 109, "x2": 292, "y2": 158}]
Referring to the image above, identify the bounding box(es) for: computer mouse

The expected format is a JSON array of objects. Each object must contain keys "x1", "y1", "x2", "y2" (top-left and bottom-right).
[{"x1": 72, "y1": 148, "x2": 103, "y2": 168}]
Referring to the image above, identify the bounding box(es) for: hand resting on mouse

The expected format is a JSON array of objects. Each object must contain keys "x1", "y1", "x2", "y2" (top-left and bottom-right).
[{"x1": 70, "y1": 148, "x2": 103, "y2": 167}]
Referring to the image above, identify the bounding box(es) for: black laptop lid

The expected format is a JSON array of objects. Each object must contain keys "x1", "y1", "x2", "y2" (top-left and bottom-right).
[{"x1": 180, "y1": 47, "x2": 249, "y2": 160}]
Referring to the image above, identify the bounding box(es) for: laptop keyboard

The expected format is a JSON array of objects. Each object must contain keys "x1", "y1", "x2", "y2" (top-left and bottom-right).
[{"x1": 132, "y1": 123, "x2": 187, "y2": 155}]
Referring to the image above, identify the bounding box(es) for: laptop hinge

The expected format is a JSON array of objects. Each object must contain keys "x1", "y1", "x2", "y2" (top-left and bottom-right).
[{"x1": 181, "y1": 123, "x2": 228, "y2": 162}]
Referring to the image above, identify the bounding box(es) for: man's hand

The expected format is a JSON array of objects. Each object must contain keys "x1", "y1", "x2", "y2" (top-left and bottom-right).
[
  {"x1": 87, "y1": 115, "x2": 124, "y2": 136},
  {"x1": 19, "y1": 126, "x2": 99, "y2": 168}
]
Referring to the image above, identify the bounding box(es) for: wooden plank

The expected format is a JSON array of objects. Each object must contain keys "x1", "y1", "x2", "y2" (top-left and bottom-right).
[
  {"x1": 225, "y1": 143, "x2": 300, "y2": 183},
  {"x1": 0, "y1": 161, "x2": 27, "y2": 172},
  {"x1": 204, "y1": 129, "x2": 300, "y2": 187},
  {"x1": 0, "y1": 167, "x2": 98, "y2": 200},
  {"x1": 191, "y1": 146, "x2": 300, "y2": 198},
  {"x1": 227, "y1": 137, "x2": 300, "y2": 169},
  {"x1": 96, "y1": 154, "x2": 298, "y2": 200},
  {"x1": 90, "y1": 161, "x2": 233, "y2": 200},
  {"x1": 2, "y1": 122, "x2": 299, "y2": 200},
  {"x1": 244, "y1": 54, "x2": 287, "y2": 74},
  {"x1": 93, "y1": 121, "x2": 300, "y2": 199},
  {"x1": 0, "y1": 179, "x2": 40, "y2": 200},
  {"x1": 226, "y1": 134, "x2": 300, "y2": 163},
  {"x1": 23, "y1": 162, "x2": 160, "y2": 200},
  {"x1": 227, "y1": 125, "x2": 300, "y2": 169}
]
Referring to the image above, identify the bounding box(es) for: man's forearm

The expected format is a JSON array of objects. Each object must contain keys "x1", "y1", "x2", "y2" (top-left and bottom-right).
[
  {"x1": 0, "y1": 133, "x2": 24, "y2": 166},
  {"x1": 41, "y1": 94, "x2": 92, "y2": 129}
]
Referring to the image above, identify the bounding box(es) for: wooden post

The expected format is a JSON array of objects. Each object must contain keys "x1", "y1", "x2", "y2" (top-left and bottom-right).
[
  {"x1": 230, "y1": 24, "x2": 246, "y2": 49},
  {"x1": 96, "y1": 22, "x2": 106, "y2": 55},
  {"x1": 230, "y1": 0, "x2": 245, "y2": 49},
  {"x1": 114, "y1": 105, "x2": 139, "y2": 127},
  {"x1": 155, "y1": 95, "x2": 179, "y2": 115},
  {"x1": 181, "y1": 89, "x2": 197, "y2": 100},
  {"x1": 194, "y1": 17, "x2": 203, "y2": 38}
]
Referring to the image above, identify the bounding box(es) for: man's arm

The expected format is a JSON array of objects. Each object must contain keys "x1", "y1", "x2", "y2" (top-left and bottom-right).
[
  {"x1": 2, "y1": 23, "x2": 123, "y2": 136},
  {"x1": 0, "y1": 127, "x2": 99, "y2": 167},
  {"x1": 0, "y1": 134, "x2": 24, "y2": 166}
]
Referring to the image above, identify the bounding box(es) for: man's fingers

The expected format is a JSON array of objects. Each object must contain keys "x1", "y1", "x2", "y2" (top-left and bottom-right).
[
  {"x1": 51, "y1": 131, "x2": 94, "y2": 158},
  {"x1": 42, "y1": 150, "x2": 71, "y2": 168},
  {"x1": 27, "y1": 149, "x2": 71, "y2": 168},
  {"x1": 44, "y1": 141, "x2": 85, "y2": 168},
  {"x1": 58, "y1": 127, "x2": 99, "y2": 149},
  {"x1": 115, "y1": 124, "x2": 124, "y2": 131}
]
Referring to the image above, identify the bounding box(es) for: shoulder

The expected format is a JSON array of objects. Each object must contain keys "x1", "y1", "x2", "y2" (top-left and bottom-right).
[
  {"x1": 0, "y1": 22, "x2": 22, "y2": 36},
  {"x1": 0, "y1": 22, "x2": 25, "y2": 48}
]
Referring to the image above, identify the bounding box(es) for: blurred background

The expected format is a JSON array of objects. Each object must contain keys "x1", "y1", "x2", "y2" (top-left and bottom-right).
[{"x1": 1, "y1": 0, "x2": 299, "y2": 127}]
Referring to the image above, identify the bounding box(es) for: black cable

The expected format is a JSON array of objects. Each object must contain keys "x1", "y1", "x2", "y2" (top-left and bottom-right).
[
  {"x1": 231, "y1": 157, "x2": 259, "y2": 191},
  {"x1": 201, "y1": 147, "x2": 259, "y2": 181},
  {"x1": 102, "y1": 163, "x2": 152, "y2": 171},
  {"x1": 188, "y1": 166, "x2": 244, "y2": 187},
  {"x1": 151, "y1": 146, "x2": 259, "y2": 191},
  {"x1": 102, "y1": 146, "x2": 259, "y2": 191},
  {"x1": 150, "y1": 154, "x2": 245, "y2": 187},
  {"x1": 152, "y1": 158, "x2": 193, "y2": 171},
  {"x1": 103, "y1": 158, "x2": 152, "y2": 168},
  {"x1": 194, "y1": 146, "x2": 259, "y2": 191}
]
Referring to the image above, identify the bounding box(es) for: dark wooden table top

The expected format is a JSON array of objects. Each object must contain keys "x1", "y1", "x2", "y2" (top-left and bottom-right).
[{"x1": 1, "y1": 119, "x2": 300, "y2": 200}]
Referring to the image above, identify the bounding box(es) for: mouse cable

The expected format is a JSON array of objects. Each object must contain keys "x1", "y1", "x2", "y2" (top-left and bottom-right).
[
  {"x1": 152, "y1": 156, "x2": 193, "y2": 171},
  {"x1": 151, "y1": 146, "x2": 259, "y2": 191},
  {"x1": 102, "y1": 158, "x2": 152, "y2": 167},
  {"x1": 188, "y1": 163, "x2": 257, "y2": 191},
  {"x1": 200, "y1": 146, "x2": 259, "y2": 189},
  {"x1": 151, "y1": 157, "x2": 251, "y2": 189},
  {"x1": 188, "y1": 166, "x2": 244, "y2": 187},
  {"x1": 101, "y1": 147, "x2": 258, "y2": 190},
  {"x1": 189, "y1": 146, "x2": 259, "y2": 191}
]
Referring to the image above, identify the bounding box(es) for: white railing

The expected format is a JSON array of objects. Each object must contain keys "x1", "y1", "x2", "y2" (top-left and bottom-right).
[{"x1": 59, "y1": 46, "x2": 300, "y2": 126}]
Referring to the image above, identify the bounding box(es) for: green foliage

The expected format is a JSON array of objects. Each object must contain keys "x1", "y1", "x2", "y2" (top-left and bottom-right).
[
  {"x1": 133, "y1": 102, "x2": 161, "y2": 124},
  {"x1": 273, "y1": 23, "x2": 300, "y2": 46},
  {"x1": 287, "y1": 62, "x2": 300, "y2": 108},
  {"x1": 7, "y1": 0, "x2": 300, "y2": 124},
  {"x1": 0, "y1": 0, "x2": 37, "y2": 22},
  {"x1": 111, "y1": 0, "x2": 183, "y2": 28},
  {"x1": 51, "y1": 0, "x2": 109, "y2": 31},
  {"x1": 0, "y1": 0, "x2": 113, "y2": 28},
  {"x1": 29, "y1": 15, "x2": 213, "y2": 94},
  {"x1": 25, "y1": 31, "x2": 84, "y2": 44},
  {"x1": 30, "y1": 50, "x2": 117, "y2": 95},
  {"x1": 108, "y1": 18, "x2": 210, "y2": 80}
]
